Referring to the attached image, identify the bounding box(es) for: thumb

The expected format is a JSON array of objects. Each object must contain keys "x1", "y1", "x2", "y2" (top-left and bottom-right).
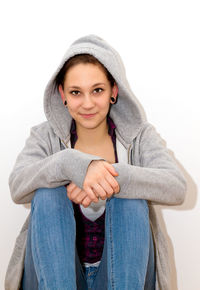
[{"x1": 104, "y1": 162, "x2": 118, "y2": 176}]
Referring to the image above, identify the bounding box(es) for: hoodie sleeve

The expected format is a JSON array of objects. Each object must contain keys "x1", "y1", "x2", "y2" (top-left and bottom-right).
[
  {"x1": 9, "y1": 124, "x2": 102, "y2": 204},
  {"x1": 113, "y1": 123, "x2": 187, "y2": 205}
]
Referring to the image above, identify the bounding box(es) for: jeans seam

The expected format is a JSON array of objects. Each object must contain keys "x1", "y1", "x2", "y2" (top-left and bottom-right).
[
  {"x1": 108, "y1": 201, "x2": 115, "y2": 290},
  {"x1": 31, "y1": 211, "x2": 47, "y2": 289},
  {"x1": 143, "y1": 202, "x2": 149, "y2": 220}
]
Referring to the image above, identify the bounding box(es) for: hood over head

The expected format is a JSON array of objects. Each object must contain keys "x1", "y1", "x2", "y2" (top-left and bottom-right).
[{"x1": 44, "y1": 34, "x2": 145, "y2": 147}]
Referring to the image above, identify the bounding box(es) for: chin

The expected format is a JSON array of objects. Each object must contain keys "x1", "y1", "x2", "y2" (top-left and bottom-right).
[
  {"x1": 81, "y1": 123, "x2": 100, "y2": 130},
  {"x1": 79, "y1": 119, "x2": 103, "y2": 130}
]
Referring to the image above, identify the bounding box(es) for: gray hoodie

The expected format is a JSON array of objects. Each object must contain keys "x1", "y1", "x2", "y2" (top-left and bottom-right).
[{"x1": 5, "y1": 35, "x2": 187, "y2": 290}]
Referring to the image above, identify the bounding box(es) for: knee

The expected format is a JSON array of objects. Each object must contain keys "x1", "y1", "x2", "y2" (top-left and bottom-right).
[
  {"x1": 109, "y1": 197, "x2": 149, "y2": 220},
  {"x1": 32, "y1": 186, "x2": 73, "y2": 212},
  {"x1": 128, "y1": 199, "x2": 149, "y2": 218},
  {"x1": 106, "y1": 198, "x2": 151, "y2": 244}
]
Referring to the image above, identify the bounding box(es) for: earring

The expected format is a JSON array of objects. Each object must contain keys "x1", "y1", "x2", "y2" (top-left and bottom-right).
[
  {"x1": 64, "y1": 100, "x2": 67, "y2": 106},
  {"x1": 110, "y1": 96, "x2": 116, "y2": 104}
]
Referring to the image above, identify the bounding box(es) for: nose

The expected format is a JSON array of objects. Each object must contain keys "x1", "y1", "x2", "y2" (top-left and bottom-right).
[{"x1": 82, "y1": 94, "x2": 95, "y2": 109}]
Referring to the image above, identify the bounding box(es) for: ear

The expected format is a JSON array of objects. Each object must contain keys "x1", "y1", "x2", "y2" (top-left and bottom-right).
[
  {"x1": 58, "y1": 85, "x2": 65, "y2": 103},
  {"x1": 112, "y1": 83, "x2": 118, "y2": 99}
]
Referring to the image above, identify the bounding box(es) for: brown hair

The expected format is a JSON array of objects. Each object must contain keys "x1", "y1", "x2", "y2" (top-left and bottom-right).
[{"x1": 54, "y1": 54, "x2": 115, "y2": 89}]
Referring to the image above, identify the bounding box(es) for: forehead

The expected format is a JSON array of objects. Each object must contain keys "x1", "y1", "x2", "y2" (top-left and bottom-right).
[{"x1": 64, "y1": 63, "x2": 108, "y2": 84}]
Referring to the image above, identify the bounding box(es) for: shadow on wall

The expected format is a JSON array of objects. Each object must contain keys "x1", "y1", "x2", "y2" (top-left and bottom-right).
[{"x1": 155, "y1": 143, "x2": 197, "y2": 290}]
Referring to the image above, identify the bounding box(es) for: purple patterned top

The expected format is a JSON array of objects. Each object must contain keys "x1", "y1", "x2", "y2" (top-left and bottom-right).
[{"x1": 70, "y1": 116, "x2": 118, "y2": 264}]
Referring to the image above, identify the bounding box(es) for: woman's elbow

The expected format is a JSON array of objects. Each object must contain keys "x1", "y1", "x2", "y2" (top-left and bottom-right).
[
  {"x1": 8, "y1": 173, "x2": 26, "y2": 204},
  {"x1": 171, "y1": 173, "x2": 187, "y2": 205},
  {"x1": 10, "y1": 187, "x2": 33, "y2": 204},
  {"x1": 9, "y1": 180, "x2": 21, "y2": 204}
]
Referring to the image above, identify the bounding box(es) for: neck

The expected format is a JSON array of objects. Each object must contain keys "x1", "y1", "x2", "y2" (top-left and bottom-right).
[{"x1": 76, "y1": 120, "x2": 109, "y2": 147}]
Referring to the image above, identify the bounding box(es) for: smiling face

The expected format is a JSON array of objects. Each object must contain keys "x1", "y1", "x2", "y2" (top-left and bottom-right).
[{"x1": 59, "y1": 63, "x2": 118, "y2": 133}]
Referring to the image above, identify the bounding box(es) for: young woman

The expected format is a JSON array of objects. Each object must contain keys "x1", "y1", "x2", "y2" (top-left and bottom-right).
[{"x1": 5, "y1": 35, "x2": 186, "y2": 290}]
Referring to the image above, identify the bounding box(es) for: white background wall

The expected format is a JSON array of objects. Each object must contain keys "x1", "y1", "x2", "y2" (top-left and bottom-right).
[{"x1": 0, "y1": 0, "x2": 199, "y2": 289}]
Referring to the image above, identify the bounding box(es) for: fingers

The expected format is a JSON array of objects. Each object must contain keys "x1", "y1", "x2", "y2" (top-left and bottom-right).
[
  {"x1": 105, "y1": 173, "x2": 120, "y2": 194},
  {"x1": 92, "y1": 177, "x2": 119, "y2": 199},
  {"x1": 67, "y1": 182, "x2": 97, "y2": 204},
  {"x1": 74, "y1": 191, "x2": 87, "y2": 204},
  {"x1": 67, "y1": 183, "x2": 86, "y2": 203},
  {"x1": 103, "y1": 162, "x2": 119, "y2": 177},
  {"x1": 82, "y1": 196, "x2": 94, "y2": 208},
  {"x1": 83, "y1": 185, "x2": 99, "y2": 203},
  {"x1": 68, "y1": 160, "x2": 120, "y2": 206},
  {"x1": 83, "y1": 160, "x2": 120, "y2": 199},
  {"x1": 92, "y1": 183, "x2": 107, "y2": 200},
  {"x1": 66, "y1": 182, "x2": 80, "y2": 200},
  {"x1": 67, "y1": 182, "x2": 76, "y2": 192}
]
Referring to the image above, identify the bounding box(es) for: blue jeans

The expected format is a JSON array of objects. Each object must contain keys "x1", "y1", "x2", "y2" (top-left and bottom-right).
[{"x1": 22, "y1": 186, "x2": 155, "y2": 290}]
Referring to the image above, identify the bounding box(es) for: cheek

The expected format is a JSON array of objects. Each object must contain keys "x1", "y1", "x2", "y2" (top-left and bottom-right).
[
  {"x1": 98, "y1": 101, "x2": 111, "y2": 114},
  {"x1": 66, "y1": 106, "x2": 79, "y2": 120},
  {"x1": 67, "y1": 98, "x2": 81, "y2": 110},
  {"x1": 67, "y1": 106, "x2": 78, "y2": 117}
]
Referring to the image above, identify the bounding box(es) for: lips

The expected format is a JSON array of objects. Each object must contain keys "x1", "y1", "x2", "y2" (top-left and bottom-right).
[{"x1": 80, "y1": 113, "x2": 96, "y2": 119}]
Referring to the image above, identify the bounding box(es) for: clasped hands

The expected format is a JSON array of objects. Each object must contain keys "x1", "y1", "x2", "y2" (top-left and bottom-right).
[{"x1": 66, "y1": 160, "x2": 120, "y2": 208}]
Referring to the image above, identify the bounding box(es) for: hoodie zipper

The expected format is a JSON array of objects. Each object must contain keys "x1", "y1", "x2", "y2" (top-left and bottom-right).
[
  {"x1": 127, "y1": 143, "x2": 133, "y2": 165},
  {"x1": 61, "y1": 139, "x2": 69, "y2": 149}
]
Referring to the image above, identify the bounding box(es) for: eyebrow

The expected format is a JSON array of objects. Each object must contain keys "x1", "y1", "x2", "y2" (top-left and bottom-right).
[{"x1": 68, "y1": 83, "x2": 106, "y2": 89}]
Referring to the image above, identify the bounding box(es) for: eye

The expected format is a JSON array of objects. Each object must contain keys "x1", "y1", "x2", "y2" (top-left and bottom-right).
[
  {"x1": 93, "y1": 88, "x2": 103, "y2": 94},
  {"x1": 70, "y1": 90, "x2": 80, "y2": 96}
]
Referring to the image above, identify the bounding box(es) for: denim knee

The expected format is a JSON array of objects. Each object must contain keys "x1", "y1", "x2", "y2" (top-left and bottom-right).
[
  {"x1": 32, "y1": 186, "x2": 74, "y2": 213},
  {"x1": 109, "y1": 197, "x2": 149, "y2": 220}
]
